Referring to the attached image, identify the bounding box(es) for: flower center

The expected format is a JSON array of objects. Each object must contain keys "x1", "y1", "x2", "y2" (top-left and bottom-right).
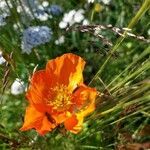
[{"x1": 48, "y1": 84, "x2": 72, "y2": 112}]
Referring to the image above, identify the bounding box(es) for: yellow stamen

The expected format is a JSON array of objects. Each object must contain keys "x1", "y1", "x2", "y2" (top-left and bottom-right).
[{"x1": 48, "y1": 84, "x2": 72, "y2": 112}]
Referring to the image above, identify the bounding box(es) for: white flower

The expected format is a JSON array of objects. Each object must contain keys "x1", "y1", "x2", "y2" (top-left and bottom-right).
[
  {"x1": 17, "y1": 6, "x2": 22, "y2": 13},
  {"x1": 63, "y1": 10, "x2": 76, "y2": 23},
  {"x1": 11, "y1": 78, "x2": 25, "y2": 95},
  {"x1": 55, "y1": 35, "x2": 65, "y2": 45},
  {"x1": 42, "y1": 1, "x2": 49, "y2": 7},
  {"x1": 59, "y1": 9, "x2": 86, "y2": 29},
  {"x1": 34, "y1": 10, "x2": 49, "y2": 21},
  {"x1": 0, "y1": 56, "x2": 6, "y2": 65},
  {"x1": 33, "y1": 6, "x2": 49, "y2": 21},
  {"x1": 0, "y1": 0, "x2": 12, "y2": 13},
  {"x1": 101, "y1": 0, "x2": 111, "y2": 5},
  {"x1": 74, "y1": 9, "x2": 85, "y2": 23},
  {"x1": 59, "y1": 21, "x2": 68, "y2": 29},
  {"x1": 0, "y1": 51, "x2": 6, "y2": 65},
  {"x1": 87, "y1": 0, "x2": 95, "y2": 3},
  {"x1": 0, "y1": 1, "x2": 7, "y2": 8},
  {"x1": 82, "y1": 19, "x2": 89, "y2": 25}
]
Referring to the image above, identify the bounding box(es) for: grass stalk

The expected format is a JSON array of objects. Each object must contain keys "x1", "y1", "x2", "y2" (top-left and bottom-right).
[{"x1": 89, "y1": 0, "x2": 150, "y2": 86}]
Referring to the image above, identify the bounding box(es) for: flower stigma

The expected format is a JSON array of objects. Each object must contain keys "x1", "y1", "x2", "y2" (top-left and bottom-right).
[{"x1": 47, "y1": 84, "x2": 72, "y2": 112}]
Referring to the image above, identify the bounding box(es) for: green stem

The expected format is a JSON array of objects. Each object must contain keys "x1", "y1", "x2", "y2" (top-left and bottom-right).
[
  {"x1": 89, "y1": 0, "x2": 150, "y2": 85},
  {"x1": 111, "y1": 60, "x2": 150, "y2": 93},
  {"x1": 106, "y1": 46, "x2": 150, "y2": 88},
  {"x1": 98, "y1": 95, "x2": 150, "y2": 117},
  {"x1": 128, "y1": 0, "x2": 150, "y2": 28}
]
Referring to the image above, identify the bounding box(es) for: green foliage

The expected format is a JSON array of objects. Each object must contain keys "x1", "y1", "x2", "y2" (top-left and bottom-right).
[{"x1": 0, "y1": 0, "x2": 149, "y2": 149}]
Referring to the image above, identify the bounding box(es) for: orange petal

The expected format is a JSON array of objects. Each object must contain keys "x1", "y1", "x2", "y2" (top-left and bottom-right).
[
  {"x1": 20, "y1": 105, "x2": 56, "y2": 135},
  {"x1": 52, "y1": 112, "x2": 67, "y2": 124},
  {"x1": 68, "y1": 84, "x2": 97, "y2": 133},
  {"x1": 26, "y1": 70, "x2": 46, "y2": 103},
  {"x1": 20, "y1": 105, "x2": 45, "y2": 131},
  {"x1": 26, "y1": 70, "x2": 52, "y2": 112},
  {"x1": 36, "y1": 116, "x2": 56, "y2": 136},
  {"x1": 64, "y1": 113, "x2": 83, "y2": 134},
  {"x1": 46, "y1": 53, "x2": 85, "y2": 91},
  {"x1": 72, "y1": 84, "x2": 97, "y2": 110},
  {"x1": 64, "y1": 114, "x2": 78, "y2": 130}
]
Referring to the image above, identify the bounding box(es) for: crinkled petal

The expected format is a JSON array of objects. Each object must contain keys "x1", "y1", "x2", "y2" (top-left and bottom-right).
[
  {"x1": 20, "y1": 105, "x2": 56, "y2": 135},
  {"x1": 67, "y1": 84, "x2": 97, "y2": 133},
  {"x1": 46, "y1": 53, "x2": 85, "y2": 91},
  {"x1": 69, "y1": 114, "x2": 84, "y2": 134},
  {"x1": 64, "y1": 113, "x2": 83, "y2": 134},
  {"x1": 64, "y1": 114, "x2": 78, "y2": 130},
  {"x1": 20, "y1": 105, "x2": 45, "y2": 131},
  {"x1": 26, "y1": 70, "x2": 46, "y2": 103},
  {"x1": 72, "y1": 84, "x2": 97, "y2": 109},
  {"x1": 36, "y1": 116, "x2": 56, "y2": 136},
  {"x1": 52, "y1": 112, "x2": 67, "y2": 124},
  {"x1": 26, "y1": 70, "x2": 52, "y2": 112}
]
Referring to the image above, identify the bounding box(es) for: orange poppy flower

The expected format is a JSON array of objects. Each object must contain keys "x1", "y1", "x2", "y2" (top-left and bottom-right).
[{"x1": 20, "y1": 53, "x2": 97, "y2": 135}]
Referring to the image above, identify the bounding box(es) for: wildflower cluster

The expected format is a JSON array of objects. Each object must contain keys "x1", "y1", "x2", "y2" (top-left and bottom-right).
[
  {"x1": 59, "y1": 9, "x2": 89, "y2": 29},
  {"x1": 21, "y1": 26, "x2": 52, "y2": 54}
]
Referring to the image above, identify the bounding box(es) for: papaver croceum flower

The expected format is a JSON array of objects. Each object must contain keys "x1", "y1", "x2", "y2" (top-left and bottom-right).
[{"x1": 20, "y1": 53, "x2": 97, "y2": 135}]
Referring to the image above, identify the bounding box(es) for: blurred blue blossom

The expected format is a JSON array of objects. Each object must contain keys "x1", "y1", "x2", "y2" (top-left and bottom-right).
[
  {"x1": 47, "y1": 5, "x2": 62, "y2": 16},
  {"x1": 21, "y1": 26, "x2": 52, "y2": 54}
]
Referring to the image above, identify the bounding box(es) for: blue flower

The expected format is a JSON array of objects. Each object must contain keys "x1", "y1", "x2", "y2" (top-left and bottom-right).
[
  {"x1": 47, "y1": 5, "x2": 62, "y2": 16},
  {"x1": 21, "y1": 26, "x2": 52, "y2": 54}
]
